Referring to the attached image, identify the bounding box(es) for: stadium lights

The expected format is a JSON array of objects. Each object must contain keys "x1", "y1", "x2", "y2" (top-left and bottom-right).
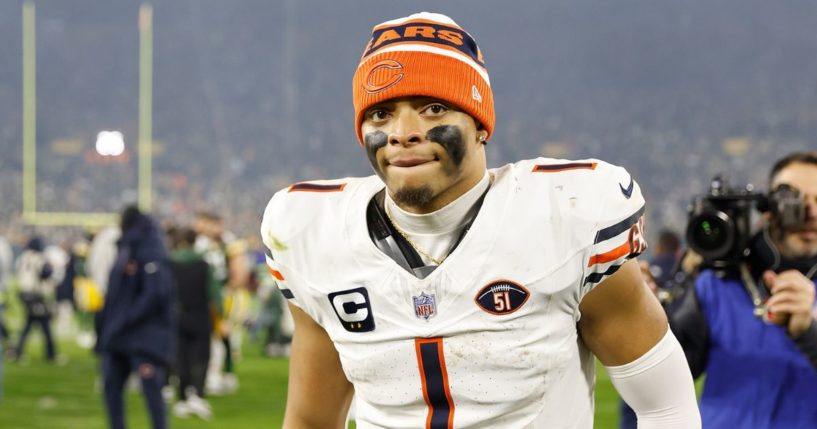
[{"x1": 95, "y1": 130, "x2": 126, "y2": 156}]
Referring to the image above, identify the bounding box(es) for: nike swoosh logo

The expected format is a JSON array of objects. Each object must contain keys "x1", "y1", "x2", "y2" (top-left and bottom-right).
[{"x1": 619, "y1": 176, "x2": 634, "y2": 199}]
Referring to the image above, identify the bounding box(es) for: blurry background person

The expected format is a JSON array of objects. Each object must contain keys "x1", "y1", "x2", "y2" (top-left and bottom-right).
[
  {"x1": 648, "y1": 229, "x2": 683, "y2": 287},
  {"x1": 13, "y1": 236, "x2": 57, "y2": 364},
  {"x1": 168, "y1": 227, "x2": 218, "y2": 420},
  {"x1": 246, "y1": 235, "x2": 292, "y2": 357},
  {"x1": 0, "y1": 231, "x2": 12, "y2": 400},
  {"x1": 194, "y1": 211, "x2": 248, "y2": 395},
  {"x1": 55, "y1": 237, "x2": 95, "y2": 345},
  {"x1": 87, "y1": 226, "x2": 122, "y2": 299},
  {"x1": 65, "y1": 239, "x2": 104, "y2": 349},
  {"x1": 221, "y1": 238, "x2": 252, "y2": 391},
  {"x1": 96, "y1": 206, "x2": 175, "y2": 429},
  {"x1": 43, "y1": 239, "x2": 70, "y2": 339},
  {"x1": 0, "y1": 232, "x2": 11, "y2": 341},
  {"x1": 192, "y1": 212, "x2": 229, "y2": 395},
  {"x1": 669, "y1": 151, "x2": 817, "y2": 428}
]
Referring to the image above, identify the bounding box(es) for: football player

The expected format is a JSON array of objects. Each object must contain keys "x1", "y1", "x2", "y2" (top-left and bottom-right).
[{"x1": 261, "y1": 12, "x2": 701, "y2": 428}]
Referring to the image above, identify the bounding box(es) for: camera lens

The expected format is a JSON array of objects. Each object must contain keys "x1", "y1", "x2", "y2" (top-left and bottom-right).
[{"x1": 686, "y1": 211, "x2": 735, "y2": 260}]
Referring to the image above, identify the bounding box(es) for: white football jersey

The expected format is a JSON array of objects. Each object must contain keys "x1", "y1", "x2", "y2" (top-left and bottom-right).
[{"x1": 260, "y1": 158, "x2": 646, "y2": 429}]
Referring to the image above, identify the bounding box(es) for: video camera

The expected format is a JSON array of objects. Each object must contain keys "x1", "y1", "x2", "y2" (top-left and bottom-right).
[{"x1": 686, "y1": 175, "x2": 806, "y2": 270}]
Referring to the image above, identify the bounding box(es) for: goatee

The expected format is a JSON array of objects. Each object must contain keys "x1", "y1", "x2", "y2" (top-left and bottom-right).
[{"x1": 393, "y1": 186, "x2": 434, "y2": 209}]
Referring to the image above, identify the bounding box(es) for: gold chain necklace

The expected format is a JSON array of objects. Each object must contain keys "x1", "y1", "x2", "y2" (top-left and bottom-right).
[{"x1": 384, "y1": 203, "x2": 447, "y2": 266}]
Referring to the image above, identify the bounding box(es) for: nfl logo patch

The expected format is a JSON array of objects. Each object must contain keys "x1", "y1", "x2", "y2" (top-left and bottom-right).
[{"x1": 413, "y1": 292, "x2": 436, "y2": 320}]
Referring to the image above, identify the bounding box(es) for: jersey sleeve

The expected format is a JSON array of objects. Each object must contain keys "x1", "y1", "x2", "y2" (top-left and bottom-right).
[
  {"x1": 582, "y1": 163, "x2": 647, "y2": 292},
  {"x1": 259, "y1": 191, "x2": 312, "y2": 315}
]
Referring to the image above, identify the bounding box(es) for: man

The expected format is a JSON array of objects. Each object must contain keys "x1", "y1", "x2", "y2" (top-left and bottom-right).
[
  {"x1": 193, "y1": 211, "x2": 244, "y2": 395},
  {"x1": 261, "y1": 13, "x2": 700, "y2": 428},
  {"x1": 648, "y1": 229, "x2": 682, "y2": 287},
  {"x1": 87, "y1": 226, "x2": 121, "y2": 297},
  {"x1": 0, "y1": 232, "x2": 11, "y2": 340},
  {"x1": 169, "y1": 227, "x2": 218, "y2": 420},
  {"x1": 670, "y1": 151, "x2": 817, "y2": 428},
  {"x1": 14, "y1": 236, "x2": 57, "y2": 363},
  {"x1": 0, "y1": 232, "x2": 10, "y2": 399},
  {"x1": 96, "y1": 206, "x2": 175, "y2": 429}
]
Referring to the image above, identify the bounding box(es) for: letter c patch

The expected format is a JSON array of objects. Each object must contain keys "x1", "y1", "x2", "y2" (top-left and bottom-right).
[{"x1": 328, "y1": 287, "x2": 376, "y2": 332}]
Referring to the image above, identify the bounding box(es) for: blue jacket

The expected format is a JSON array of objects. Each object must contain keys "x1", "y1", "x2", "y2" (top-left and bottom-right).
[
  {"x1": 96, "y1": 214, "x2": 175, "y2": 366},
  {"x1": 695, "y1": 270, "x2": 817, "y2": 428}
]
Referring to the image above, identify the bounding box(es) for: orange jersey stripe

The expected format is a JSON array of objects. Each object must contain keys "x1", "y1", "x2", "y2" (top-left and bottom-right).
[
  {"x1": 587, "y1": 240, "x2": 631, "y2": 267},
  {"x1": 267, "y1": 266, "x2": 285, "y2": 281},
  {"x1": 532, "y1": 162, "x2": 598, "y2": 173},
  {"x1": 288, "y1": 182, "x2": 347, "y2": 193}
]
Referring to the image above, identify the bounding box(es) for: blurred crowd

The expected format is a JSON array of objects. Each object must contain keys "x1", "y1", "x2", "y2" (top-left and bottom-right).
[
  {"x1": 0, "y1": 208, "x2": 292, "y2": 422},
  {"x1": 2, "y1": 1, "x2": 816, "y2": 243}
]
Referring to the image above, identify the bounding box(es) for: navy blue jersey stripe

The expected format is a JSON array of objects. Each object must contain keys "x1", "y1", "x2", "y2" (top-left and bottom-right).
[
  {"x1": 594, "y1": 205, "x2": 645, "y2": 244},
  {"x1": 288, "y1": 182, "x2": 346, "y2": 192},
  {"x1": 584, "y1": 263, "x2": 623, "y2": 285},
  {"x1": 533, "y1": 162, "x2": 597, "y2": 172},
  {"x1": 279, "y1": 288, "x2": 295, "y2": 299},
  {"x1": 417, "y1": 339, "x2": 453, "y2": 429}
]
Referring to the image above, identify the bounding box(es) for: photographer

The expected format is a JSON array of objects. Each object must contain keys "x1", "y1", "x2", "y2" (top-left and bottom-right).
[{"x1": 670, "y1": 151, "x2": 817, "y2": 428}]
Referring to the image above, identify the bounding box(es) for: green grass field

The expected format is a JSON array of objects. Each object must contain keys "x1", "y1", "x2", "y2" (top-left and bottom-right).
[
  {"x1": 0, "y1": 339, "x2": 289, "y2": 428},
  {"x1": 0, "y1": 341, "x2": 623, "y2": 428},
  {"x1": 0, "y1": 298, "x2": 624, "y2": 428}
]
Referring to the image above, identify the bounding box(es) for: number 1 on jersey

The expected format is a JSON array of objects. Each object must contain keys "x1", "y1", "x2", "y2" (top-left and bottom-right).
[{"x1": 415, "y1": 338, "x2": 455, "y2": 429}]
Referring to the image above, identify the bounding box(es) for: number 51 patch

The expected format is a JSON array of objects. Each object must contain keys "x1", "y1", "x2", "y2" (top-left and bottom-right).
[{"x1": 474, "y1": 280, "x2": 530, "y2": 315}]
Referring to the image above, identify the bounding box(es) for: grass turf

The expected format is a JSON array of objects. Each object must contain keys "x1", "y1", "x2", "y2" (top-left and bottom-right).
[
  {"x1": 0, "y1": 339, "x2": 621, "y2": 428},
  {"x1": 0, "y1": 283, "x2": 622, "y2": 429}
]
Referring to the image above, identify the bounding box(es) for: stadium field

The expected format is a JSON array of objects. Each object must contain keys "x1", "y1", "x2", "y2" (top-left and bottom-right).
[
  {"x1": 0, "y1": 298, "x2": 622, "y2": 429},
  {"x1": 0, "y1": 343, "x2": 621, "y2": 428}
]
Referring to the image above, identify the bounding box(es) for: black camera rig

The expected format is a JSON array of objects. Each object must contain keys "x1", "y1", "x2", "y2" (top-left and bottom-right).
[
  {"x1": 686, "y1": 175, "x2": 806, "y2": 271},
  {"x1": 685, "y1": 175, "x2": 806, "y2": 317}
]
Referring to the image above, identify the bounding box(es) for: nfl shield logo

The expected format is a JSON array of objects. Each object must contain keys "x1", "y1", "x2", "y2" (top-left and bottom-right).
[{"x1": 413, "y1": 292, "x2": 437, "y2": 320}]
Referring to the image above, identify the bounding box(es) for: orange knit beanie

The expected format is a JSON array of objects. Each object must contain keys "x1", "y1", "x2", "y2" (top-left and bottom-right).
[{"x1": 352, "y1": 12, "x2": 495, "y2": 145}]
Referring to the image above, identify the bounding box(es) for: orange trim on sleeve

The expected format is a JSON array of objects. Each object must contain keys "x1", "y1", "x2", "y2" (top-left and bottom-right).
[
  {"x1": 532, "y1": 162, "x2": 598, "y2": 173},
  {"x1": 587, "y1": 241, "x2": 631, "y2": 267},
  {"x1": 288, "y1": 182, "x2": 347, "y2": 193},
  {"x1": 267, "y1": 266, "x2": 285, "y2": 281}
]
